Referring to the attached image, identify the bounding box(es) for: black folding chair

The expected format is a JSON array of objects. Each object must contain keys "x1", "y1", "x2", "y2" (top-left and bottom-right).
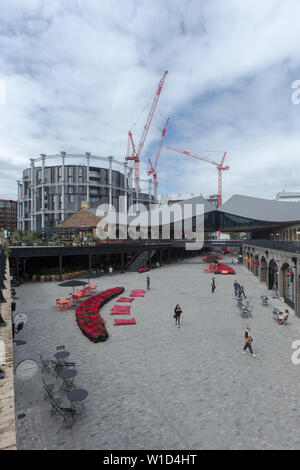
[
  {"x1": 49, "y1": 394, "x2": 63, "y2": 417},
  {"x1": 51, "y1": 359, "x2": 64, "y2": 377},
  {"x1": 39, "y1": 354, "x2": 52, "y2": 375},
  {"x1": 42, "y1": 378, "x2": 55, "y2": 401},
  {"x1": 65, "y1": 362, "x2": 76, "y2": 368},
  {"x1": 52, "y1": 402, "x2": 77, "y2": 428}
]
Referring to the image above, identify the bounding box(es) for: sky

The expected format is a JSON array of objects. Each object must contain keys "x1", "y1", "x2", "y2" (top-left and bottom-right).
[{"x1": 1, "y1": 0, "x2": 300, "y2": 203}]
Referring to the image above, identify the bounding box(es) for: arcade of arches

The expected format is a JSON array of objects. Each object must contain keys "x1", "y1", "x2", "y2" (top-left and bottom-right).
[{"x1": 243, "y1": 244, "x2": 300, "y2": 315}]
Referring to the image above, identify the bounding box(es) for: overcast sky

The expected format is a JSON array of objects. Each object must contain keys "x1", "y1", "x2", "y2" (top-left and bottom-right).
[{"x1": 1, "y1": 0, "x2": 300, "y2": 203}]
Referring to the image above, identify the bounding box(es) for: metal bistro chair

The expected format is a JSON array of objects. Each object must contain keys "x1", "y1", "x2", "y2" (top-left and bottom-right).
[
  {"x1": 51, "y1": 359, "x2": 64, "y2": 377},
  {"x1": 48, "y1": 394, "x2": 63, "y2": 417},
  {"x1": 39, "y1": 354, "x2": 52, "y2": 375},
  {"x1": 42, "y1": 377, "x2": 55, "y2": 401},
  {"x1": 51, "y1": 401, "x2": 77, "y2": 428},
  {"x1": 65, "y1": 362, "x2": 76, "y2": 368}
]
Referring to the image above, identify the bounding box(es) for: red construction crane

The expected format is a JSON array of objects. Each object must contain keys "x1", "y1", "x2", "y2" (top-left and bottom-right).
[
  {"x1": 147, "y1": 117, "x2": 170, "y2": 201},
  {"x1": 167, "y1": 146, "x2": 229, "y2": 207},
  {"x1": 126, "y1": 70, "x2": 168, "y2": 192}
]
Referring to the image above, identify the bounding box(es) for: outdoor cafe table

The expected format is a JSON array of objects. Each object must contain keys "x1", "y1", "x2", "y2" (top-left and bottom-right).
[
  {"x1": 67, "y1": 388, "x2": 88, "y2": 415},
  {"x1": 59, "y1": 368, "x2": 77, "y2": 392},
  {"x1": 54, "y1": 351, "x2": 70, "y2": 363},
  {"x1": 57, "y1": 299, "x2": 72, "y2": 309},
  {"x1": 73, "y1": 291, "x2": 85, "y2": 299}
]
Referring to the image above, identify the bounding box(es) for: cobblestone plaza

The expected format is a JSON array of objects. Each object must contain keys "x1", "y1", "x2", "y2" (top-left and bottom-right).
[{"x1": 13, "y1": 257, "x2": 300, "y2": 450}]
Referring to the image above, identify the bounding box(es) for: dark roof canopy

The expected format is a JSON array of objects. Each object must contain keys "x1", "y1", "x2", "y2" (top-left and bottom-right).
[{"x1": 218, "y1": 194, "x2": 300, "y2": 223}]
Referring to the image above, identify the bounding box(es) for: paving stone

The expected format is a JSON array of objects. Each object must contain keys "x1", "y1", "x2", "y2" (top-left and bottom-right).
[{"x1": 12, "y1": 257, "x2": 300, "y2": 449}]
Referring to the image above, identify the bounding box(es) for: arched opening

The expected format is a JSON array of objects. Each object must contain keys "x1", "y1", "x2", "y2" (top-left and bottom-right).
[
  {"x1": 280, "y1": 263, "x2": 295, "y2": 309},
  {"x1": 250, "y1": 252, "x2": 255, "y2": 273},
  {"x1": 268, "y1": 259, "x2": 278, "y2": 290},
  {"x1": 253, "y1": 255, "x2": 259, "y2": 276},
  {"x1": 246, "y1": 251, "x2": 250, "y2": 271},
  {"x1": 260, "y1": 256, "x2": 267, "y2": 283}
]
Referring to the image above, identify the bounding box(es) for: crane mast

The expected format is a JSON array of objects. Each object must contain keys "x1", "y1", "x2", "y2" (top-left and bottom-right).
[
  {"x1": 126, "y1": 71, "x2": 168, "y2": 194},
  {"x1": 167, "y1": 146, "x2": 229, "y2": 207},
  {"x1": 148, "y1": 117, "x2": 170, "y2": 201}
]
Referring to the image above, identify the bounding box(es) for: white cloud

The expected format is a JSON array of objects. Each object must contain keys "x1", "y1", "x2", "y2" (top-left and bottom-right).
[{"x1": 1, "y1": 0, "x2": 300, "y2": 202}]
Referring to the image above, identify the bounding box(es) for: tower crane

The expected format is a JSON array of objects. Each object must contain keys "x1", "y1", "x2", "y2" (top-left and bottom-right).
[
  {"x1": 167, "y1": 146, "x2": 229, "y2": 207},
  {"x1": 147, "y1": 117, "x2": 170, "y2": 202},
  {"x1": 126, "y1": 70, "x2": 168, "y2": 193}
]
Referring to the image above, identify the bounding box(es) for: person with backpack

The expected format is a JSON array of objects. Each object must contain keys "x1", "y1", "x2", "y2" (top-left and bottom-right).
[
  {"x1": 174, "y1": 304, "x2": 182, "y2": 328},
  {"x1": 242, "y1": 326, "x2": 256, "y2": 357}
]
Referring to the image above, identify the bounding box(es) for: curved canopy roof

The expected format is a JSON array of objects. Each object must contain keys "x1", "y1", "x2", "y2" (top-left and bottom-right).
[{"x1": 218, "y1": 194, "x2": 300, "y2": 223}]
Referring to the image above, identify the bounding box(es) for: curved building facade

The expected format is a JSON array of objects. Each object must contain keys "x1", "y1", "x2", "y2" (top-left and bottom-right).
[{"x1": 17, "y1": 152, "x2": 154, "y2": 232}]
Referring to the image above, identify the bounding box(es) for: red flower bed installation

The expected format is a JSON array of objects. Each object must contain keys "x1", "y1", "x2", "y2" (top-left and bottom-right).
[
  {"x1": 214, "y1": 263, "x2": 235, "y2": 274},
  {"x1": 202, "y1": 254, "x2": 223, "y2": 262},
  {"x1": 75, "y1": 286, "x2": 124, "y2": 343},
  {"x1": 205, "y1": 262, "x2": 235, "y2": 275},
  {"x1": 138, "y1": 268, "x2": 149, "y2": 273},
  {"x1": 114, "y1": 318, "x2": 136, "y2": 326}
]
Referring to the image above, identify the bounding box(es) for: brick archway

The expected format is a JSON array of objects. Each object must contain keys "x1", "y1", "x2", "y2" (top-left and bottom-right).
[
  {"x1": 268, "y1": 259, "x2": 278, "y2": 290},
  {"x1": 253, "y1": 255, "x2": 259, "y2": 276},
  {"x1": 260, "y1": 256, "x2": 267, "y2": 283}
]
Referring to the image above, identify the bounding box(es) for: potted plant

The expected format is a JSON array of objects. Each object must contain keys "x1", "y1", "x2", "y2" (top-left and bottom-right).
[
  {"x1": 87, "y1": 233, "x2": 94, "y2": 246},
  {"x1": 73, "y1": 235, "x2": 81, "y2": 247}
]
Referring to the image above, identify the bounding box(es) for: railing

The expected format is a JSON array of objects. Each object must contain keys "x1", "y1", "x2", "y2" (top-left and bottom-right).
[{"x1": 243, "y1": 239, "x2": 300, "y2": 254}]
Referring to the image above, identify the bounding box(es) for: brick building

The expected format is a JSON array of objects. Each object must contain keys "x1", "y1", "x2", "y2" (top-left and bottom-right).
[{"x1": 0, "y1": 199, "x2": 17, "y2": 235}]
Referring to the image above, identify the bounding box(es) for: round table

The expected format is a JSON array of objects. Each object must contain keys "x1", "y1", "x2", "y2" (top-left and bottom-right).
[
  {"x1": 53, "y1": 351, "x2": 70, "y2": 375},
  {"x1": 68, "y1": 388, "x2": 88, "y2": 402},
  {"x1": 67, "y1": 388, "x2": 88, "y2": 415},
  {"x1": 67, "y1": 388, "x2": 88, "y2": 416},
  {"x1": 54, "y1": 351, "x2": 70, "y2": 360},
  {"x1": 59, "y1": 368, "x2": 77, "y2": 392}
]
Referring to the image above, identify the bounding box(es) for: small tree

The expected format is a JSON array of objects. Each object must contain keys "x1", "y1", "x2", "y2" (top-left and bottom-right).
[{"x1": 0, "y1": 231, "x2": 10, "y2": 257}]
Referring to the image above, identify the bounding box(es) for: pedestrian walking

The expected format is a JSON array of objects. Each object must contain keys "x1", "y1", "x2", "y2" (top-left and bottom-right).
[
  {"x1": 211, "y1": 277, "x2": 216, "y2": 293},
  {"x1": 108, "y1": 266, "x2": 113, "y2": 276},
  {"x1": 233, "y1": 280, "x2": 239, "y2": 296},
  {"x1": 240, "y1": 283, "x2": 246, "y2": 299},
  {"x1": 146, "y1": 275, "x2": 150, "y2": 290},
  {"x1": 242, "y1": 326, "x2": 256, "y2": 357},
  {"x1": 174, "y1": 304, "x2": 182, "y2": 328}
]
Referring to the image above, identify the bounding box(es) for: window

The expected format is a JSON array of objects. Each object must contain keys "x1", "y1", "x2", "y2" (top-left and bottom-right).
[
  {"x1": 70, "y1": 195, "x2": 75, "y2": 203},
  {"x1": 68, "y1": 186, "x2": 73, "y2": 194}
]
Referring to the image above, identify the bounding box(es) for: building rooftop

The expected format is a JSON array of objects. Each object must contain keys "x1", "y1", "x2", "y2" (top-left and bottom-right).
[{"x1": 219, "y1": 194, "x2": 300, "y2": 223}]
